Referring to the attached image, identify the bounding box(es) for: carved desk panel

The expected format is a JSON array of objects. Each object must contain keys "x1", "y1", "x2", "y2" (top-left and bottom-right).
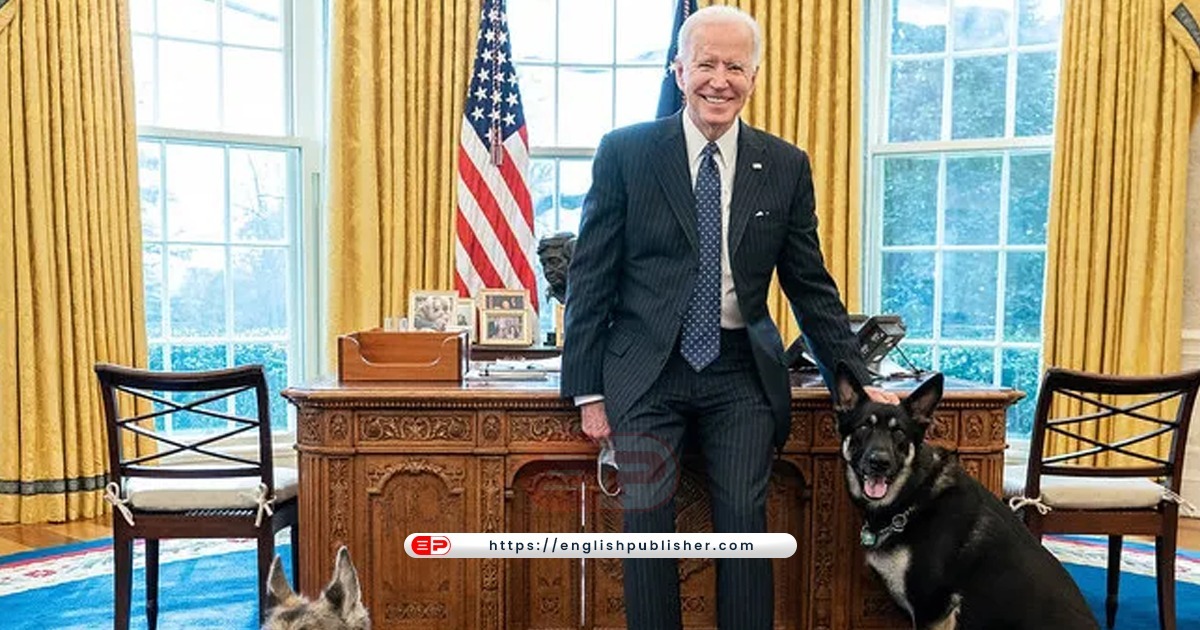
[{"x1": 283, "y1": 374, "x2": 1019, "y2": 630}]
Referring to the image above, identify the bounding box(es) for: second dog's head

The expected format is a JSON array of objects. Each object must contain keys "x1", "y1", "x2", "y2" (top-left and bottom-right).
[
  {"x1": 263, "y1": 546, "x2": 370, "y2": 630},
  {"x1": 833, "y1": 363, "x2": 944, "y2": 508}
]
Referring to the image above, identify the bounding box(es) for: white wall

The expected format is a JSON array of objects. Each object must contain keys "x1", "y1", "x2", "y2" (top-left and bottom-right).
[{"x1": 1179, "y1": 117, "x2": 1200, "y2": 508}]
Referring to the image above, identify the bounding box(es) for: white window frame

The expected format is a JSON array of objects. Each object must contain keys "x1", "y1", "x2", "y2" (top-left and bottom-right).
[
  {"x1": 133, "y1": 0, "x2": 327, "y2": 454},
  {"x1": 861, "y1": 0, "x2": 1059, "y2": 439}
]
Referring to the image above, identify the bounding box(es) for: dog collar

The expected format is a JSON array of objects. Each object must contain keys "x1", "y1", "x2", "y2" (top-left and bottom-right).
[{"x1": 860, "y1": 505, "x2": 917, "y2": 548}]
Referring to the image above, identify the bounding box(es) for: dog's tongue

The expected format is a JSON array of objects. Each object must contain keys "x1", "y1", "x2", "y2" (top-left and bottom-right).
[{"x1": 864, "y1": 477, "x2": 890, "y2": 499}]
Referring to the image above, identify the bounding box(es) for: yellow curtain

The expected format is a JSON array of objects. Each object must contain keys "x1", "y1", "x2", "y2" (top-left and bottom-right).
[
  {"x1": 710, "y1": 0, "x2": 862, "y2": 341},
  {"x1": 0, "y1": 0, "x2": 147, "y2": 523},
  {"x1": 326, "y1": 1, "x2": 479, "y2": 358},
  {"x1": 1042, "y1": 0, "x2": 1198, "y2": 462}
]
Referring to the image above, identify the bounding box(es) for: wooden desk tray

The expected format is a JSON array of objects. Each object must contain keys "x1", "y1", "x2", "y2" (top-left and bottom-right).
[{"x1": 337, "y1": 329, "x2": 469, "y2": 382}]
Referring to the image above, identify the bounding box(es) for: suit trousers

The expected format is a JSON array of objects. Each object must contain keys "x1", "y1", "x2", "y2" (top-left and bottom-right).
[{"x1": 611, "y1": 328, "x2": 775, "y2": 630}]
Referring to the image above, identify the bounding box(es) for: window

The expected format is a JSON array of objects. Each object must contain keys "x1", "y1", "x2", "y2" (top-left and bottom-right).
[
  {"x1": 865, "y1": 0, "x2": 1062, "y2": 436},
  {"x1": 131, "y1": 0, "x2": 325, "y2": 433},
  {"x1": 508, "y1": 0, "x2": 676, "y2": 334}
]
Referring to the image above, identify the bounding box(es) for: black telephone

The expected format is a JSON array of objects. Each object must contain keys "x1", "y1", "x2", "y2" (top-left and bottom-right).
[{"x1": 786, "y1": 314, "x2": 908, "y2": 376}]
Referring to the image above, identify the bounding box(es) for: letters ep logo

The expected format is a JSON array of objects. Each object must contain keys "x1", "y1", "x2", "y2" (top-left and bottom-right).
[{"x1": 411, "y1": 535, "x2": 451, "y2": 556}]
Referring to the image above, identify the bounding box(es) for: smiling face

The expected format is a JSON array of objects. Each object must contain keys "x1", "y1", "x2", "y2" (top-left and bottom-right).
[{"x1": 674, "y1": 20, "x2": 758, "y2": 141}]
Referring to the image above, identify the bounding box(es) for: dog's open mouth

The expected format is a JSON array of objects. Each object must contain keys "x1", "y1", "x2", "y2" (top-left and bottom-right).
[{"x1": 861, "y1": 474, "x2": 891, "y2": 500}]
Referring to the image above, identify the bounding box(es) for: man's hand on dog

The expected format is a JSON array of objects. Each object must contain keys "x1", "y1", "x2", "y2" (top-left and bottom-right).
[
  {"x1": 580, "y1": 401, "x2": 611, "y2": 441},
  {"x1": 864, "y1": 386, "x2": 900, "y2": 405}
]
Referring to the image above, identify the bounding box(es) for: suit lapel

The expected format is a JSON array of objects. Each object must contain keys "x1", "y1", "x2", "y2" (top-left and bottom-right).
[
  {"x1": 730, "y1": 121, "x2": 767, "y2": 257},
  {"x1": 651, "y1": 114, "x2": 699, "y2": 252}
]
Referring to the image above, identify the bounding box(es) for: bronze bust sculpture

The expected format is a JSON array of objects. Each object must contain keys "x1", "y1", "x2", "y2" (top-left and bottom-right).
[{"x1": 537, "y1": 231, "x2": 576, "y2": 304}]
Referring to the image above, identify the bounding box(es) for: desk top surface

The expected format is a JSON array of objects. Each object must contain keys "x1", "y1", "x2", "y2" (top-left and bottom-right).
[{"x1": 283, "y1": 371, "x2": 1022, "y2": 406}]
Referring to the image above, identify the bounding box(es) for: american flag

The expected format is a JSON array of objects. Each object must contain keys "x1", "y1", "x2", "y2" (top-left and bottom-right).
[{"x1": 455, "y1": 0, "x2": 538, "y2": 313}]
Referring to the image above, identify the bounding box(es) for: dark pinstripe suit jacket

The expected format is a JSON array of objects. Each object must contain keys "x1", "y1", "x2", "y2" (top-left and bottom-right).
[{"x1": 561, "y1": 112, "x2": 870, "y2": 447}]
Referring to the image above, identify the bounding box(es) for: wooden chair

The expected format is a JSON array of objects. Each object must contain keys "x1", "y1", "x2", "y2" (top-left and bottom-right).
[
  {"x1": 95, "y1": 363, "x2": 299, "y2": 630},
  {"x1": 1006, "y1": 367, "x2": 1200, "y2": 630}
]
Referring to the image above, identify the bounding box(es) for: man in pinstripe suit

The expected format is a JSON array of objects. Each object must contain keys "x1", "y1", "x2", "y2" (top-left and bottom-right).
[{"x1": 561, "y1": 6, "x2": 897, "y2": 629}]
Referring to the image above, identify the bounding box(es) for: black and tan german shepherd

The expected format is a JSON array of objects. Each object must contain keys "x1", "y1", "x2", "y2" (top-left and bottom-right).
[{"x1": 833, "y1": 364, "x2": 1098, "y2": 630}]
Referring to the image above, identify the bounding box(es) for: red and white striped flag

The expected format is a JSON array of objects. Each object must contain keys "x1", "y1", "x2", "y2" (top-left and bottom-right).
[{"x1": 455, "y1": 0, "x2": 539, "y2": 313}]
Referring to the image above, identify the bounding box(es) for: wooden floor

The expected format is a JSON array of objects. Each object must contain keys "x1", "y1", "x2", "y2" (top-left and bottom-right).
[{"x1": 2, "y1": 515, "x2": 1200, "y2": 557}]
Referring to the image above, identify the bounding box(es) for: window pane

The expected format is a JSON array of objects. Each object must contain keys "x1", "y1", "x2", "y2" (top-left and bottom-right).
[
  {"x1": 889, "y1": 59, "x2": 943, "y2": 142},
  {"x1": 1008, "y1": 152, "x2": 1050, "y2": 245},
  {"x1": 170, "y1": 344, "x2": 229, "y2": 431},
  {"x1": 529, "y1": 159, "x2": 556, "y2": 235},
  {"x1": 143, "y1": 244, "x2": 163, "y2": 339},
  {"x1": 944, "y1": 155, "x2": 1000, "y2": 245},
  {"x1": 951, "y1": 55, "x2": 1006, "y2": 139},
  {"x1": 616, "y1": 0, "x2": 673, "y2": 63},
  {"x1": 953, "y1": 0, "x2": 1010, "y2": 51},
  {"x1": 138, "y1": 141, "x2": 163, "y2": 239},
  {"x1": 1002, "y1": 347, "x2": 1041, "y2": 436},
  {"x1": 615, "y1": 67, "x2": 665, "y2": 128},
  {"x1": 558, "y1": 159, "x2": 591, "y2": 234},
  {"x1": 132, "y1": 36, "x2": 156, "y2": 123},
  {"x1": 1004, "y1": 252, "x2": 1044, "y2": 342},
  {"x1": 165, "y1": 144, "x2": 226, "y2": 242},
  {"x1": 158, "y1": 0, "x2": 217, "y2": 41},
  {"x1": 882, "y1": 252, "x2": 935, "y2": 338},
  {"x1": 230, "y1": 149, "x2": 288, "y2": 242},
  {"x1": 130, "y1": 0, "x2": 154, "y2": 33},
  {"x1": 939, "y1": 345, "x2": 994, "y2": 384},
  {"x1": 234, "y1": 342, "x2": 289, "y2": 431},
  {"x1": 941, "y1": 252, "x2": 997, "y2": 340},
  {"x1": 517, "y1": 65, "x2": 555, "y2": 147},
  {"x1": 1015, "y1": 52, "x2": 1057, "y2": 137},
  {"x1": 558, "y1": 68, "x2": 613, "y2": 147},
  {"x1": 168, "y1": 245, "x2": 227, "y2": 337},
  {"x1": 509, "y1": 0, "x2": 556, "y2": 62},
  {"x1": 892, "y1": 0, "x2": 947, "y2": 55},
  {"x1": 149, "y1": 343, "x2": 165, "y2": 371},
  {"x1": 223, "y1": 0, "x2": 283, "y2": 48},
  {"x1": 158, "y1": 40, "x2": 220, "y2": 130},
  {"x1": 233, "y1": 247, "x2": 288, "y2": 336},
  {"x1": 559, "y1": 0, "x2": 614, "y2": 64},
  {"x1": 897, "y1": 342, "x2": 933, "y2": 372},
  {"x1": 223, "y1": 48, "x2": 286, "y2": 135},
  {"x1": 882, "y1": 157, "x2": 938, "y2": 246},
  {"x1": 1018, "y1": 0, "x2": 1061, "y2": 46}
]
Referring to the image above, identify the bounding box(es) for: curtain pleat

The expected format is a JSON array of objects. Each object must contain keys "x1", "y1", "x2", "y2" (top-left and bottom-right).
[
  {"x1": 325, "y1": 0, "x2": 479, "y2": 360},
  {"x1": 0, "y1": 0, "x2": 146, "y2": 523},
  {"x1": 1041, "y1": 0, "x2": 1197, "y2": 462}
]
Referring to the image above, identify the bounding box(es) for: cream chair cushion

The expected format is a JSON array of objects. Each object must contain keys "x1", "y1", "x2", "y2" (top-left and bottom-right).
[
  {"x1": 125, "y1": 466, "x2": 299, "y2": 512},
  {"x1": 1004, "y1": 464, "x2": 1165, "y2": 510}
]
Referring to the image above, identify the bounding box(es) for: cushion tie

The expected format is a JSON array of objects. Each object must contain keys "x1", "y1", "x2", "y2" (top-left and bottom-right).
[
  {"x1": 254, "y1": 482, "x2": 275, "y2": 527},
  {"x1": 104, "y1": 481, "x2": 135, "y2": 526}
]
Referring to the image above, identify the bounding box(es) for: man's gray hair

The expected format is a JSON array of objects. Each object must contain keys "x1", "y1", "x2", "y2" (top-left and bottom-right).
[{"x1": 675, "y1": 5, "x2": 763, "y2": 68}]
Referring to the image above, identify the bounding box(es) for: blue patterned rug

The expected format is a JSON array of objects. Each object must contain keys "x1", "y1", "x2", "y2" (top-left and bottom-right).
[{"x1": 1, "y1": 535, "x2": 1198, "y2": 628}]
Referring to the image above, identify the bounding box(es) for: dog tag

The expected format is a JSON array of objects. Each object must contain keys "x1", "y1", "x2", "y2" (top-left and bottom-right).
[{"x1": 860, "y1": 526, "x2": 877, "y2": 547}]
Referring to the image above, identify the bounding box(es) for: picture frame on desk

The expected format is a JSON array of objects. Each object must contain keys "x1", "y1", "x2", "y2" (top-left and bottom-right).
[
  {"x1": 408, "y1": 290, "x2": 458, "y2": 332},
  {"x1": 452, "y1": 297, "x2": 477, "y2": 340},
  {"x1": 479, "y1": 309, "x2": 531, "y2": 346},
  {"x1": 553, "y1": 302, "x2": 564, "y2": 348},
  {"x1": 478, "y1": 288, "x2": 528, "y2": 311}
]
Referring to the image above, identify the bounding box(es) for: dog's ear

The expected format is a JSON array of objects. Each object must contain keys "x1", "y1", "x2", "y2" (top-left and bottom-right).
[
  {"x1": 267, "y1": 555, "x2": 298, "y2": 607},
  {"x1": 832, "y1": 362, "x2": 867, "y2": 413},
  {"x1": 323, "y1": 545, "x2": 363, "y2": 616},
  {"x1": 903, "y1": 372, "x2": 944, "y2": 427}
]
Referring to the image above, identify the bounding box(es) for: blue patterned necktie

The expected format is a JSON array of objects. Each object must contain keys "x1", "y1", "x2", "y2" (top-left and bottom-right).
[{"x1": 681, "y1": 141, "x2": 722, "y2": 372}]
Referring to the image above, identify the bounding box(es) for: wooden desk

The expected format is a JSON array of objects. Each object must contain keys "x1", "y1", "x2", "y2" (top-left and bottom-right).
[{"x1": 283, "y1": 374, "x2": 1019, "y2": 630}]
